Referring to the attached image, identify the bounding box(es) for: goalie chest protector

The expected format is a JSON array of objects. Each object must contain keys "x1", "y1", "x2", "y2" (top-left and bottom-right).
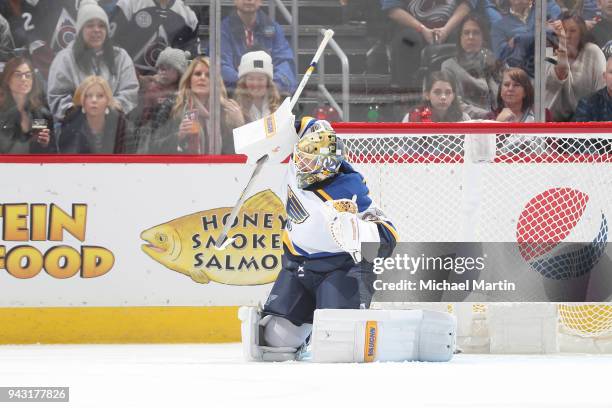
[{"x1": 282, "y1": 162, "x2": 371, "y2": 258}]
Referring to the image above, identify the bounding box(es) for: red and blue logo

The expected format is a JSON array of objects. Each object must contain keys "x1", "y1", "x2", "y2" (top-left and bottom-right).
[{"x1": 516, "y1": 187, "x2": 608, "y2": 280}]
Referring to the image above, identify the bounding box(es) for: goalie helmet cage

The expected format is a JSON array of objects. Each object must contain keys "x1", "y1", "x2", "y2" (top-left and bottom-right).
[{"x1": 334, "y1": 122, "x2": 612, "y2": 354}]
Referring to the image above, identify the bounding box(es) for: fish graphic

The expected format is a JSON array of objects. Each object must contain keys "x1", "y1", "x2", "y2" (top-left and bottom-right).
[{"x1": 141, "y1": 189, "x2": 286, "y2": 285}]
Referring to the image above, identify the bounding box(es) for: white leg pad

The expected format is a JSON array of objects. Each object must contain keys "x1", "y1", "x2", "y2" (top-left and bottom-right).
[
  {"x1": 311, "y1": 309, "x2": 456, "y2": 363},
  {"x1": 237, "y1": 307, "x2": 301, "y2": 362}
]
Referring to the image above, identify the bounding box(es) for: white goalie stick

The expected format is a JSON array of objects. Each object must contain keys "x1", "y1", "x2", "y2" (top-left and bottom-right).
[
  {"x1": 214, "y1": 154, "x2": 269, "y2": 250},
  {"x1": 289, "y1": 29, "x2": 335, "y2": 110},
  {"x1": 214, "y1": 29, "x2": 335, "y2": 250}
]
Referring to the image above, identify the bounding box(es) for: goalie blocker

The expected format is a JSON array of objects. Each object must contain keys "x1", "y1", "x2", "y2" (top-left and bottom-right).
[{"x1": 239, "y1": 306, "x2": 457, "y2": 363}]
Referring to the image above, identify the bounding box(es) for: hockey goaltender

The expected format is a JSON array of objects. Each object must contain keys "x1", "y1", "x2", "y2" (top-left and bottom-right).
[{"x1": 239, "y1": 118, "x2": 457, "y2": 363}]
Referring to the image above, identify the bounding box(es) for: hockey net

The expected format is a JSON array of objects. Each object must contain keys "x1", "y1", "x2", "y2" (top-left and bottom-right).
[{"x1": 336, "y1": 123, "x2": 612, "y2": 353}]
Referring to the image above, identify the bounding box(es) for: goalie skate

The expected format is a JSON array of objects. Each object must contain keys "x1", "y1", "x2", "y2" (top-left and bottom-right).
[{"x1": 238, "y1": 306, "x2": 298, "y2": 362}]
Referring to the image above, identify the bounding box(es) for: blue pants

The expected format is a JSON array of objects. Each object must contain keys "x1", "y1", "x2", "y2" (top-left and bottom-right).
[{"x1": 263, "y1": 255, "x2": 375, "y2": 325}]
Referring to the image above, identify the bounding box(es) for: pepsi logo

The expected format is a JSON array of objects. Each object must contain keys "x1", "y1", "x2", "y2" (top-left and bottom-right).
[{"x1": 516, "y1": 188, "x2": 608, "y2": 280}]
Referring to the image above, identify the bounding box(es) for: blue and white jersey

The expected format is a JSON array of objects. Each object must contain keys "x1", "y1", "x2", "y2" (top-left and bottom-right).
[{"x1": 281, "y1": 161, "x2": 398, "y2": 259}]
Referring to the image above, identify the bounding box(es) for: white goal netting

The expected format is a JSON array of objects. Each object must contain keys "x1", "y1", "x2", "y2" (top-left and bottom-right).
[{"x1": 337, "y1": 128, "x2": 612, "y2": 353}]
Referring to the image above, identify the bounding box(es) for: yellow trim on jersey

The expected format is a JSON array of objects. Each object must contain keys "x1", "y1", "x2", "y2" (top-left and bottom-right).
[
  {"x1": 282, "y1": 230, "x2": 300, "y2": 256},
  {"x1": 376, "y1": 220, "x2": 400, "y2": 242},
  {"x1": 0, "y1": 306, "x2": 239, "y2": 344},
  {"x1": 316, "y1": 189, "x2": 333, "y2": 202}
]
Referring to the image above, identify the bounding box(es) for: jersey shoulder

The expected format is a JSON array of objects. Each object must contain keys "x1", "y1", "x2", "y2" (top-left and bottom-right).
[{"x1": 309, "y1": 162, "x2": 371, "y2": 212}]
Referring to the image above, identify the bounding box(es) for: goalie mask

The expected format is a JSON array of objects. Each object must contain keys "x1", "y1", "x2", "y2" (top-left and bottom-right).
[{"x1": 293, "y1": 119, "x2": 345, "y2": 189}]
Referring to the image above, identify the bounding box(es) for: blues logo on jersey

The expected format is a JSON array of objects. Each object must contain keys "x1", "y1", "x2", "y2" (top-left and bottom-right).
[{"x1": 286, "y1": 186, "x2": 309, "y2": 225}]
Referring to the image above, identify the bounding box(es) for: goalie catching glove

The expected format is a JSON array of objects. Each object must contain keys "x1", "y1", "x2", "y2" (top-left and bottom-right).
[{"x1": 326, "y1": 196, "x2": 380, "y2": 263}]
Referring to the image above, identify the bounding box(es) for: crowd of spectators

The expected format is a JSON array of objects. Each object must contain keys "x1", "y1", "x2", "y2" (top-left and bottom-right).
[
  {"x1": 378, "y1": 0, "x2": 612, "y2": 122},
  {"x1": 0, "y1": 0, "x2": 610, "y2": 155},
  {"x1": 0, "y1": 0, "x2": 295, "y2": 154}
]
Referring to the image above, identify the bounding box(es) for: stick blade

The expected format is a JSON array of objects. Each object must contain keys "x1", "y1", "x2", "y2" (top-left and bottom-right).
[
  {"x1": 233, "y1": 98, "x2": 297, "y2": 164},
  {"x1": 256, "y1": 154, "x2": 270, "y2": 165}
]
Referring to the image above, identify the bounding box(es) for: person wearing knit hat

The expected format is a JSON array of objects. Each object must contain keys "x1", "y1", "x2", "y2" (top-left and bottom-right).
[
  {"x1": 47, "y1": 0, "x2": 138, "y2": 121},
  {"x1": 238, "y1": 50, "x2": 273, "y2": 81},
  {"x1": 133, "y1": 47, "x2": 188, "y2": 131},
  {"x1": 75, "y1": 0, "x2": 110, "y2": 34},
  {"x1": 156, "y1": 47, "x2": 189, "y2": 78},
  {"x1": 234, "y1": 50, "x2": 281, "y2": 123}
]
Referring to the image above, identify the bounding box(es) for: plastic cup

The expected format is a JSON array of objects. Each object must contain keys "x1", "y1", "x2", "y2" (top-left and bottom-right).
[{"x1": 184, "y1": 110, "x2": 200, "y2": 134}]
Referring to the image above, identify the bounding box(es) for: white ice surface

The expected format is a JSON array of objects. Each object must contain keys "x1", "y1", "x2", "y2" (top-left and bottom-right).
[{"x1": 0, "y1": 344, "x2": 611, "y2": 408}]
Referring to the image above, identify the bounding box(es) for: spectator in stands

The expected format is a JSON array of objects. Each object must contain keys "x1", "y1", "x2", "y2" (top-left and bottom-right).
[
  {"x1": 111, "y1": 0, "x2": 198, "y2": 74},
  {"x1": 546, "y1": 12, "x2": 606, "y2": 121},
  {"x1": 381, "y1": 0, "x2": 472, "y2": 89},
  {"x1": 491, "y1": 65, "x2": 553, "y2": 123},
  {"x1": 59, "y1": 75, "x2": 128, "y2": 154},
  {"x1": 134, "y1": 47, "x2": 188, "y2": 127},
  {"x1": 591, "y1": 0, "x2": 612, "y2": 47},
  {"x1": 441, "y1": 14, "x2": 500, "y2": 119},
  {"x1": 0, "y1": 57, "x2": 55, "y2": 154},
  {"x1": 491, "y1": 0, "x2": 562, "y2": 77},
  {"x1": 47, "y1": 0, "x2": 139, "y2": 122},
  {"x1": 574, "y1": 55, "x2": 612, "y2": 121},
  {"x1": 234, "y1": 50, "x2": 281, "y2": 122},
  {"x1": 402, "y1": 71, "x2": 470, "y2": 122},
  {"x1": 490, "y1": 67, "x2": 535, "y2": 121},
  {"x1": 146, "y1": 56, "x2": 244, "y2": 154},
  {"x1": 220, "y1": 0, "x2": 296, "y2": 95},
  {"x1": 1, "y1": 0, "x2": 115, "y2": 78},
  {"x1": 0, "y1": 0, "x2": 83, "y2": 79},
  {"x1": 130, "y1": 46, "x2": 188, "y2": 153},
  {"x1": 493, "y1": 66, "x2": 550, "y2": 153}
]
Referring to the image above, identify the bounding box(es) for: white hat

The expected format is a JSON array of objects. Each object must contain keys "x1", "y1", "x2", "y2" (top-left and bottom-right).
[
  {"x1": 76, "y1": 0, "x2": 110, "y2": 34},
  {"x1": 238, "y1": 51, "x2": 273, "y2": 80},
  {"x1": 156, "y1": 47, "x2": 190, "y2": 75}
]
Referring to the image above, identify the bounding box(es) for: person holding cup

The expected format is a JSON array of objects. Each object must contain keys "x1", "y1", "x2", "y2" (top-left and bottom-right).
[
  {"x1": 148, "y1": 56, "x2": 244, "y2": 154},
  {"x1": 0, "y1": 56, "x2": 55, "y2": 154},
  {"x1": 59, "y1": 76, "x2": 128, "y2": 154}
]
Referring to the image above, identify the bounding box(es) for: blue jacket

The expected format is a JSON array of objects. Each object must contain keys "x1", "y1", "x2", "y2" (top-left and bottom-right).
[
  {"x1": 574, "y1": 87, "x2": 612, "y2": 122},
  {"x1": 220, "y1": 10, "x2": 297, "y2": 95},
  {"x1": 491, "y1": 4, "x2": 561, "y2": 76}
]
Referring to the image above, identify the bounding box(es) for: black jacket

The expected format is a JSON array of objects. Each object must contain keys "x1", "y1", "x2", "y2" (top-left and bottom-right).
[
  {"x1": 0, "y1": 103, "x2": 56, "y2": 154},
  {"x1": 59, "y1": 109, "x2": 128, "y2": 154}
]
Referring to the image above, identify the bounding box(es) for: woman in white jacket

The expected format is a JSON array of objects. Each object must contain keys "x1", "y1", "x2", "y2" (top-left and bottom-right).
[
  {"x1": 546, "y1": 11, "x2": 606, "y2": 122},
  {"x1": 47, "y1": 0, "x2": 138, "y2": 122}
]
